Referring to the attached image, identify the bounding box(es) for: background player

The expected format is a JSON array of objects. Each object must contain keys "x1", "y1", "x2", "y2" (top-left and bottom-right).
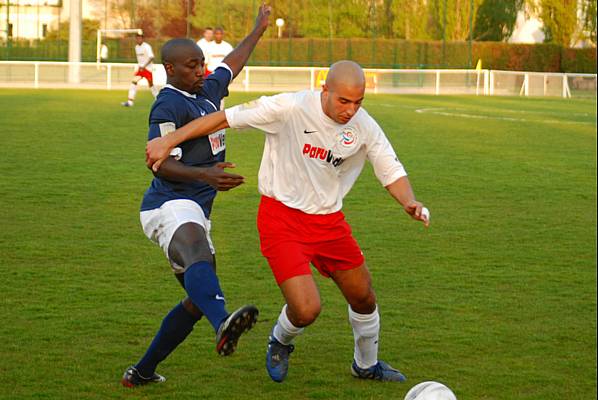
[
  {"x1": 205, "y1": 27, "x2": 233, "y2": 76},
  {"x1": 144, "y1": 60, "x2": 430, "y2": 384},
  {"x1": 197, "y1": 26, "x2": 214, "y2": 72},
  {"x1": 121, "y1": 4, "x2": 272, "y2": 387},
  {"x1": 122, "y1": 33, "x2": 159, "y2": 107}
]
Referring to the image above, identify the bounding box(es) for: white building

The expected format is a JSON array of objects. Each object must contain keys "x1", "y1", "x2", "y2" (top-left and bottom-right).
[
  {"x1": 509, "y1": 10, "x2": 546, "y2": 44},
  {"x1": 0, "y1": 0, "x2": 124, "y2": 41},
  {"x1": 509, "y1": 0, "x2": 594, "y2": 47}
]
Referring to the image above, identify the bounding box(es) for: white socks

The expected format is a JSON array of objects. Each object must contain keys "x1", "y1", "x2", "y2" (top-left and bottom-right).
[
  {"x1": 271, "y1": 303, "x2": 380, "y2": 369},
  {"x1": 349, "y1": 305, "x2": 380, "y2": 369},
  {"x1": 127, "y1": 83, "x2": 137, "y2": 102},
  {"x1": 272, "y1": 304, "x2": 304, "y2": 345}
]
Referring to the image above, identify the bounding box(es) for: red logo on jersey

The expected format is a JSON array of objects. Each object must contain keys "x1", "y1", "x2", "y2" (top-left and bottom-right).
[
  {"x1": 340, "y1": 129, "x2": 355, "y2": 146},
  {"x1": 302, "y1": 144, "x2": 344, "y2": 167}
]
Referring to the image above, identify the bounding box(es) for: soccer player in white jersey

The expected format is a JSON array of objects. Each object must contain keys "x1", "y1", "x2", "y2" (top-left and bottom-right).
[
  {"x1": 196, "y1": 26, "x2": 214, "y2": 55},
  {"x1": 205, "y1": 27, "x2": 234, "y2": 76},
  {"x1": 145, "y1": 60, "x2": 430, "y2": 383},
  {"x1": 122, "y1": 33, "x2": 159, "y2": 107}
]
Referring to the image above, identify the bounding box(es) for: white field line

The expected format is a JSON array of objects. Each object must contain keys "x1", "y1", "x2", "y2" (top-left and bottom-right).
[{"x1": 414, "y1": 107, "x2": 595, "y2": 125}]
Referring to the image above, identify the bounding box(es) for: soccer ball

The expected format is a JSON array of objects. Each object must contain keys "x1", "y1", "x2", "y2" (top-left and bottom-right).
[{"x1": 404, "y1": 381, "x2": 457, "y2": 400}]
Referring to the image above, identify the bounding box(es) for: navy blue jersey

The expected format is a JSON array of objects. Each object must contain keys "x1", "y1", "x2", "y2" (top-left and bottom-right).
[{"x1": 140, "y1": 65, "x2": 233, "y2": 217}]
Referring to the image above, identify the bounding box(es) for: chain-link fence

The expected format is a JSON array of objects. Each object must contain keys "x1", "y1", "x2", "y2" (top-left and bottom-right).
[{"x1": 1, "y1": 38, "x2": 596, "y2": 73}]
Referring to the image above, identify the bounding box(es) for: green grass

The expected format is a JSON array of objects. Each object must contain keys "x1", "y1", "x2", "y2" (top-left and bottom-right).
[{"x1": 0, "y1": 88, "x2": 595, "y2": 400}]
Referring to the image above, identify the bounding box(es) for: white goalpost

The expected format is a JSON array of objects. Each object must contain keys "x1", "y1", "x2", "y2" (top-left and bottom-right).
[{"x1": 96, "y1": 28, "x2": 143, "y2": 64}]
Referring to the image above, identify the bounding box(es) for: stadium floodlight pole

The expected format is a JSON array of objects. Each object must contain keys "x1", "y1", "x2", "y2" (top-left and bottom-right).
[
  {"x1": 441, "y1": 0, "x2": 447, "y2": 67},
  {"x1": 468, "y1": 0, "x2": 473, "y2": 68},
  {"x1": 186, "y1": 0, "x2": 190, "y2": 38},
  {"x1": 5, "y1": 0, "x2": 9, "y2": 42},
  {"x1": 96, "y1": 28, "x2": 143, "y2": 64},
  {"x1": 68, "y1": 0, "x2": 82, "y2": 84},
  {"x1": 276, "y1": 18, "x2": 284, "y2": 38}
]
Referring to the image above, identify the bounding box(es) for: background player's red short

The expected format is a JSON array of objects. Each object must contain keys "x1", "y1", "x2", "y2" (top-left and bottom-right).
[
  {"x1": 135, "y1": 68, "x2": 153, "y2": 85},
  {"x1": 257, "y1": 196, "x2": 365, "y2": 284}
]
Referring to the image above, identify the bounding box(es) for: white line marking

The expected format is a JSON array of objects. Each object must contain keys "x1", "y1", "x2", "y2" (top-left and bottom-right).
[{"x1": 414, "y1": 107, "x2": 594, "y2": 125}]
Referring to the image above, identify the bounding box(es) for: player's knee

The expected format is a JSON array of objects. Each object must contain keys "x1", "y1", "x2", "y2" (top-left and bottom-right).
[
  {"x1": 181, "y1": 297, "x2": 203, "y2": 319},
  {"x1": 290, "y1": 302, "x2": 321, "y2": 327},
  {"x1": 169, "y1": 223, "x2": 213, "y2": 266},
  {"x1": 349, "y1": 289, "x2": 377, "y2": 314},
  {"x1": 182, "y1": 244, "x2": 213, "y2": 267}
]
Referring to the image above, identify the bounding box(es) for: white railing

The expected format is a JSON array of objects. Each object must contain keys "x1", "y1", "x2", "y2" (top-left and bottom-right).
[{"x1": 0, "y1": 61, "x2": 595, "y2": 98}]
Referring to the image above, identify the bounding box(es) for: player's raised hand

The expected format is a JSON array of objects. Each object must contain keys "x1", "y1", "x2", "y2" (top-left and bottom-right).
[
  {"x1": 255, "y1": 3, "x2": 272, "y2": 31},
  {"x1": 201, "y1": 162, "x2": 245, "y2": 191},
  {"x1": 146, "y1": 137, "x2": 172, "y2": 171},
  {"x1": 404, "y1": 201, "x2": 430, "y2": 227}
]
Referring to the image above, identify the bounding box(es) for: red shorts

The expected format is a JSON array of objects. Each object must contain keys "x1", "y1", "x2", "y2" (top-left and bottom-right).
[
  {"x1": 257, "y1": 196, "x2": 365, "y2": 285},
  {"x1": 135, "y1": 68, "x2": 153, "y2": 85}
]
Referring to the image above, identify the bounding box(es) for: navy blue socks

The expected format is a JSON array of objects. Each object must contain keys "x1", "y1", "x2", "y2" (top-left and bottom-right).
[
  {"x1": 135, "y1": 302, "x2": 199, "y2": 377},
  {"x1": 134, "y1": 261, "x2": 228, "y2": 377},
  {"x1": 183, "y1": 261, "x2": 229, "y2": 332}
]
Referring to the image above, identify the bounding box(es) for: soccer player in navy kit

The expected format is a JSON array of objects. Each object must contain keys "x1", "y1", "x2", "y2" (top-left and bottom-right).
[{"x1": 121, "y1": 4, "x2": 271, "y2": 387}]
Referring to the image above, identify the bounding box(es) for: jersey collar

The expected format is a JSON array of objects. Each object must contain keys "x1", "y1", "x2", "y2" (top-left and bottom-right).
[{"x1": 164, "y1": 84, "x2": 197, "y2": 99}]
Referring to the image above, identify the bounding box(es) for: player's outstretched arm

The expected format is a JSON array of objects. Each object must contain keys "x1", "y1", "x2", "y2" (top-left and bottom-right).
[
  {"x1": 146, "y1": 111, "x2": 230, "y2": 171},
  {"x1": 154, "y1": 157, "x2": 244, "y2": 191},
  {"x1": 385, "y1": 176, "x2": 430, "y2": 227},
  {"x1": 223, "y1": 3, "x2": 271, "y2": 78}
]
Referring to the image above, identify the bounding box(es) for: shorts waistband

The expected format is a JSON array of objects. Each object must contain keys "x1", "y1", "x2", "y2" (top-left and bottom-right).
[{"x1": 259, "y1": 195, "x2": 343, "y2": 220}]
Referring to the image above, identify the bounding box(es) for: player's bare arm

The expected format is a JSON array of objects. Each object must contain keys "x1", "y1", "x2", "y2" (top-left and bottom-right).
[
  {"x1": 146, "y1": 111, "x2": 230, "y2": 170},
  {"x1": 140, "y1": 57, "x2": 154, "y2": 70},
  {"x1": 154, "y1": 157, "x2": 244, "y2": 191},
  {"x1": 223, "y1": 3, "x2": 271, "y2": 78},
  {"x1": 385, "y1": 176, "x2": 430, "y2": 227}
]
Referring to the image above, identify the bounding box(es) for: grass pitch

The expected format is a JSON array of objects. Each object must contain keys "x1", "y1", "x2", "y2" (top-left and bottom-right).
[{"x1": 0, "y1": 88, "x2": 595, "y2": 400}]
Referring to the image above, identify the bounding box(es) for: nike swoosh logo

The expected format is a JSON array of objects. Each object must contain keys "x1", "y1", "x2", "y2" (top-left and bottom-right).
[
  {"x1": 304, "y1": 129, "x2": 317, "y2": 134},
  {"x1": 215, "y1": 295, "x2": 225, "y2": 301}
]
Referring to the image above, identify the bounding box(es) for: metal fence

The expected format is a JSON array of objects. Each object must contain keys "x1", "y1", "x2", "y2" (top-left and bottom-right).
[{"x1": 0, "y1": 61, "x2": 596, "y2": 98}]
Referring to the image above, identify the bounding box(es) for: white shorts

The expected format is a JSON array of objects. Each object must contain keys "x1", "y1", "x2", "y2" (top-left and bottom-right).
[{"x1": 140, "y1": 199, "x2": 215, "y2": 273}]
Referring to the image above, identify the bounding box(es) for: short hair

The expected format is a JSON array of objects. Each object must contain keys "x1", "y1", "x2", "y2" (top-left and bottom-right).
[
  {"x1": 136, "y1": 33, "x2": 144, "y2": 38},
  {"x1": 204, "y1": 27, "x2": 213, "y2": 31},
  {"x1": 161, "y1": 38, "x2": 199, "y2": 64},
  {"x1": 214, "y1": 27, "x2": 224, "y2": 33}
]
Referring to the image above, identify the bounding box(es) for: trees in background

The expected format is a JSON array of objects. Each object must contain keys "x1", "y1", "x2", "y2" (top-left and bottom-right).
[
  {"x1": 44, "y1": 0, "x2": 595, "y2": 47},
  {"x1": 583, "y1": 0, "x2": 597, "y2": 44},
  {"x1": 536, "y1": 0, "x2": 578, "y2": 45},
  {"x1": 473, "y1": 0, "x2": 522, "y2": 41}
]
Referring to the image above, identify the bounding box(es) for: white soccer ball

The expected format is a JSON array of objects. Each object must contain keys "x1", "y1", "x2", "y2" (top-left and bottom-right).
[{"x1": 404, "y1": 381, "x2": 457, "y2": 400}]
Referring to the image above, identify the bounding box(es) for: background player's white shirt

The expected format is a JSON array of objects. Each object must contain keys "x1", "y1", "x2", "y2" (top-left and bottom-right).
[
  {"x1": 225, "y1": 90, "x2": 407, "y2": 214},
  {"x1": 206, "y1": 41, "x2": 233, "y2": 72},
  {"x1": 135, "y1": 42, "x2": 154, "y2": 67},
  {"x1": 197, "y1": 38, "x2": 211, "y2": 56}
]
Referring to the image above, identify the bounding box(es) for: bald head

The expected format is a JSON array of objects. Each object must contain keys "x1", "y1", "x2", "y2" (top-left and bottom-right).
[
  {"x1": 161, "y1": 38, "x2": 203, "y2": 65},
  {"x1": 321, "y1": 60, "x2": 366, "y2": 124},
  {"x1": 325, "y1": 60, "x2": 365, "y2": 92}
]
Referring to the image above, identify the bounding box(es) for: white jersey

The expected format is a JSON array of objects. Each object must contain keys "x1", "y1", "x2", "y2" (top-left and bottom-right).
[
  {"x1": 196, "y1": 38, "x2": 211, "y2": 56},
  {"x1": 206, "y1": 40, "x2": 233, "y2": 72},
  {"x1": 225, "y1": 90, "x2": 407, "y2": 214},
  {"x1": 135, "y1": 42, "x2": 154, "y2": 68}
]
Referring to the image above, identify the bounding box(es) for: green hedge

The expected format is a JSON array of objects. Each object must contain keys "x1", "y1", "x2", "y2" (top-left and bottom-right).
[
  {"x1": 560, "y1": 47, "x2": 597, "y2": 73},
  {"x1": 0, "y1": 38, "x2": 595, "y2": 73}
]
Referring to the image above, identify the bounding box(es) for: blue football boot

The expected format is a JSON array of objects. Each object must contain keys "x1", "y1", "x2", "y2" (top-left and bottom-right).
[
  {"x1": 265, "y1": 332, "x2": 294, "y2": 382},
  {"x1": 351, "y1": 360, "x2": 407, "y2": 382}
]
